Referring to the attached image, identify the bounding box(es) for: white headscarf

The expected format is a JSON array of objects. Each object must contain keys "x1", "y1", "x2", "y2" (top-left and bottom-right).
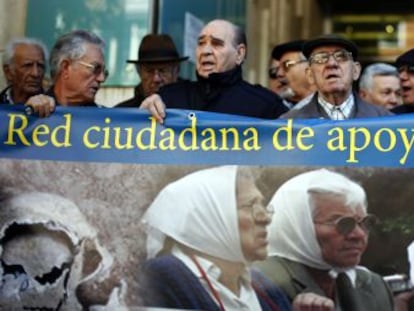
[
  {"x1": 267, "y1": 169, "x2": 367, "y2": 270},
  {"x1": 141, "y1": 166, "x2": 246, "y2": 263}
]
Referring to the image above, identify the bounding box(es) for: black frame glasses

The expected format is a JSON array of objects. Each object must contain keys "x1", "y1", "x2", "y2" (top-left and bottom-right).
[
  {"x1": 398, "y1": 65, "x2": 414, "y2": 74},
  {"x1": 315, "y1": 214, "x2": 378, "y2": 235},
  {"x1": 138, "y1": 64, "x2": 176, "y2": 78},
  {"x1": 309, "y1": 49, "x2": 353, "y2": 65}
]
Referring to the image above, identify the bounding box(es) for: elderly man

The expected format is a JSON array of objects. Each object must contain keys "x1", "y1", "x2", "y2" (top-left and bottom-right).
[
  {"x1": 270, "y1": 40, "x2": 316, "y2": 109},
  {"x1": 1, "y1": 38, "x2": 47, "y2": 104},
  {"x1": 116, "y1": 34, "x2": 188, "y2": 108},
  {"x1": 391, "y1": 49, "x2": 414, "y2": 114},
  {"x1": 256, "y1": 169, "x2": 413, "y2": 311},
  {"x1": 47, "y1": 29, "x2": 107, "y2": 106},
  {"x1": 0, "y1": 38, "x2": 56, "y2": 117},
  {"x1": 359, "y1": 62, "x2": 402, "y2": 110},
  {"x1": 140, "y1": 19, "x2": 287, "y2": 123},
  {"x1": 26, "y1": 29, "x2": 107, "y2": 115},
  {"x1": 281, "y1": 34, "x2": 392, "y2": 119}
]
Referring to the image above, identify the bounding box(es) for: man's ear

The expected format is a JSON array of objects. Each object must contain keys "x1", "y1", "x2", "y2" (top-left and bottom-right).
[
  {"x1": 352, "y1": 61, "x2": 361, "y2": 81},
  {"x1": 60, "y1": 59, "x2": 71, "y2": 79},
  {"x1": 3, "y1": 64, "x2": 13, "y2": 83},
  {"x1": 236, "y1": 44, "x2": 246, "y2": 65},
  {"x1": 305, "y1": 66, "x2": 315, "y2": 85},
  {"x1": 359, "y1": 88, "x2": 367, "y2": 100}
]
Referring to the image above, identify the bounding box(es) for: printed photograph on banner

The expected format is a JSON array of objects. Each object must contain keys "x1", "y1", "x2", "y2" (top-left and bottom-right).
[{"x1": 0, "y1": 160, "x2": 413, "y2": 310}]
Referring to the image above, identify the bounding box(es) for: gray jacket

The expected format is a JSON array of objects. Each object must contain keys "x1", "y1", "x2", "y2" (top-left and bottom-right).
[
  {"x1": 255, "y1": 256, "x2": 394, "y2": 311},
  {"x1": 280, "y1": 92, "x2": 393, "y2": 119}
]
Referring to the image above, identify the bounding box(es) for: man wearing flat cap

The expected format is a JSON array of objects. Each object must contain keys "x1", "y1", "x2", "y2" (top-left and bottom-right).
[
  {"x1": 269, "y1": 40, "x2": 316, "y2": 109},
  {"x1": 281, "y1": 34, "x2": 392, "y2": 119},
  {"x1": 115, "y1": 34, "x2": 188, "y2": 108},
  {"x1": 391, "y1": 48, "x2": 414, "y2": 114}
]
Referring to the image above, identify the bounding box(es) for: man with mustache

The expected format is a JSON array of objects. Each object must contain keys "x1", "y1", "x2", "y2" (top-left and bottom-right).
[
  {"x1": 269, "y1": 40, "x2": 316, "y2": 110},
  {"x1": 281, "y1": 34, "x2": 392, "y2": 119},
  {"x1": 140, "y1": 19, "x2": 288, "y2": 123}
]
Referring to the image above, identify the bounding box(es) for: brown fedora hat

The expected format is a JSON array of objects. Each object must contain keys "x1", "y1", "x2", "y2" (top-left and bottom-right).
[{"x1": 126, "y1": 34, "x2": 189, "y2": 64}]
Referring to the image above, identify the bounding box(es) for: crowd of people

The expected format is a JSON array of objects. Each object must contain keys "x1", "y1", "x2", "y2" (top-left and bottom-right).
[
  {"x1": 2, "y1": 17, "x2": 414, "y2": 311},
  {"x1": 4, "y1": 17, "x2": 414, "y2": 121}
]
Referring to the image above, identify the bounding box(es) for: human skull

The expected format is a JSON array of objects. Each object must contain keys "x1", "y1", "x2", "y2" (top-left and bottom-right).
[{"x1": 0, "y1": 192, "x2": 125, "y2": 310}]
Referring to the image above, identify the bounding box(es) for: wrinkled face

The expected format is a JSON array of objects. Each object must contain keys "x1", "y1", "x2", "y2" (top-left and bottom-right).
[
  {"x1": 308, "y1": 45, "x2": 360, "y2": 98},
  {"x1": 312, "y1": 194, "x2": 368, "y2": 268},
  {"x1": 196, "y1": 20, "x2": 245, "y2": 78},
  {"x1": 361, "y1": 75, "x2": 402, "y2": 109},
  {"x1": 279, "y1": 51, "x2": 312, "y2": 102},
  {"x1": 398, "y1": 66, "x2": 414, "y2": 105},
  {"x1": 62, "y1": 43, "x2": 106, "y2": 105},
  {"x1": 137, "y1": 62, "x2": 179, "y2": 97},
  {"x1": 268, "y1": 59, "x2": 285, "y2": 94},
  {"x1": 3, "y1": 43, "x2": 45, "y2": 102},
  {"x1": 237, "y1": 178, "x2": 271, "y2": 262}
]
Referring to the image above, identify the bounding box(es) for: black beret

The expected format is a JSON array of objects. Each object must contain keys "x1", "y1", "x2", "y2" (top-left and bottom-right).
[
  {"x1": 396, "y1": 48, "x2": 414, "y2": 67},
  {"x1": 302, "y1": 34, "x2": 359, "y2": 60},
  {"x1": 271, "y1": 40, "x2": 307, "y2": 60}
]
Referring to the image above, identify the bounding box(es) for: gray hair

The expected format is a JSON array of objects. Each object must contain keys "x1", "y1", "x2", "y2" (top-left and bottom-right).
[
  {"x1": 49, "y1": 29, "x2": 105, "y2": 81},
  {"x1": 359, "y1": 62, "x2": 399, "y2": 91},
  {"x1": 308, "y1": 176, "x2": 367, "y2": 216},
  {"x1": 2, "y1": 37, "x2": 48, "y2": 66}
]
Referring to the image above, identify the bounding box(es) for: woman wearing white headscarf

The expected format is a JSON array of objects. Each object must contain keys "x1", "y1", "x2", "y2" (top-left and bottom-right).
[
  {"x1": 139, "y1": 166, "x2": 335, "y2": 311},
  {"x1": 256, "y1": 169, "x2": 398, "y2": 311},
  {"x1": 139, "y1": 165, "x2": 291, "y2": 311}
]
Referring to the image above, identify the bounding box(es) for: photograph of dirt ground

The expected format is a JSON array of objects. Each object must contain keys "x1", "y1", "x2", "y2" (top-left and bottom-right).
[{"x1": 0, "y1": 159, "x2": 412, "y2": 310}]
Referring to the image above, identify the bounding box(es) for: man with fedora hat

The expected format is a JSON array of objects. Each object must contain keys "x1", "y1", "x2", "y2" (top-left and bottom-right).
[
  {"x1": 140, "y1": 19, "x2": 288, "y2": 122},
  {"x1": 281, "y1": 34, "x2": 392, "y2": 119},
  {"x1": 115, "y1": 34, "x2": 188, "y2": 108}
]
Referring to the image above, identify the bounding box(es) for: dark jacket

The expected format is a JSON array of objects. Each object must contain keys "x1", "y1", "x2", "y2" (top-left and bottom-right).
[
  {"x1": 391, "y1": 104, "x2": 414, "y2": 114},
  {"x1": 0, "y1": 85, "x2": 45, "y2": 105},
  {"x1": 115, "y1": 84, "x2": 146, "y2": 108},
  {"x1": 256, "y1": 256, "x2": 394, "y2": 311},
  {"x1": 281, "y1": 92, "x2": 393, "y2": 119},
  {"x1": 0, "y1": 86, "x2": 13, "y2": 104},
  {"x1": 139, "y1": 255, "x2": 292, "y2": 310},
  {"x1": 45, "y1": 86, "x2": 98, "y2": 107},
  {"x1": 158, "y1": 66, "x2": 288, "y2": 119}
]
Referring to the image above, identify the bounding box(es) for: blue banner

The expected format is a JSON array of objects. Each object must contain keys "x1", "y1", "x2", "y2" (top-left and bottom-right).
[{"x1": 1, "y1": 105, "x2": 414, "y2": 167}]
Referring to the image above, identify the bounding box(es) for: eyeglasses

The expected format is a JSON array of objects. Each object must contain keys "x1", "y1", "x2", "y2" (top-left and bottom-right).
[
  {"x1": 314, "y1": 214, "x2": 378, "y2": 235},
  {"x1": 309, "y1": 50, "x2": 353, "y2": 65},
  {"x1": 77, "y1": 60, "x2": 109, "y2": 80},
  {"x1": 139, "y1": 64, "x2": 176, "y2": 78},
  {"x1": 268, "y1": 67, "x2": 279, "y2": 79},
  {"x1": 280, "y1": 59, "x2": 308, "y2": 71},
  {"x1": 240, "y1": 202, "x2": 274, "y2": 221},
  {"x1": 398, "y1": 65, "x2": 414, "y2": 75}
]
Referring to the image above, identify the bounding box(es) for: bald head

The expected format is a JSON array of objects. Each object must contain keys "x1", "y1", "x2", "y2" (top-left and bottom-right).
[{"x1": 196, "y1": 19, "x2": 247, "y2": 78}]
